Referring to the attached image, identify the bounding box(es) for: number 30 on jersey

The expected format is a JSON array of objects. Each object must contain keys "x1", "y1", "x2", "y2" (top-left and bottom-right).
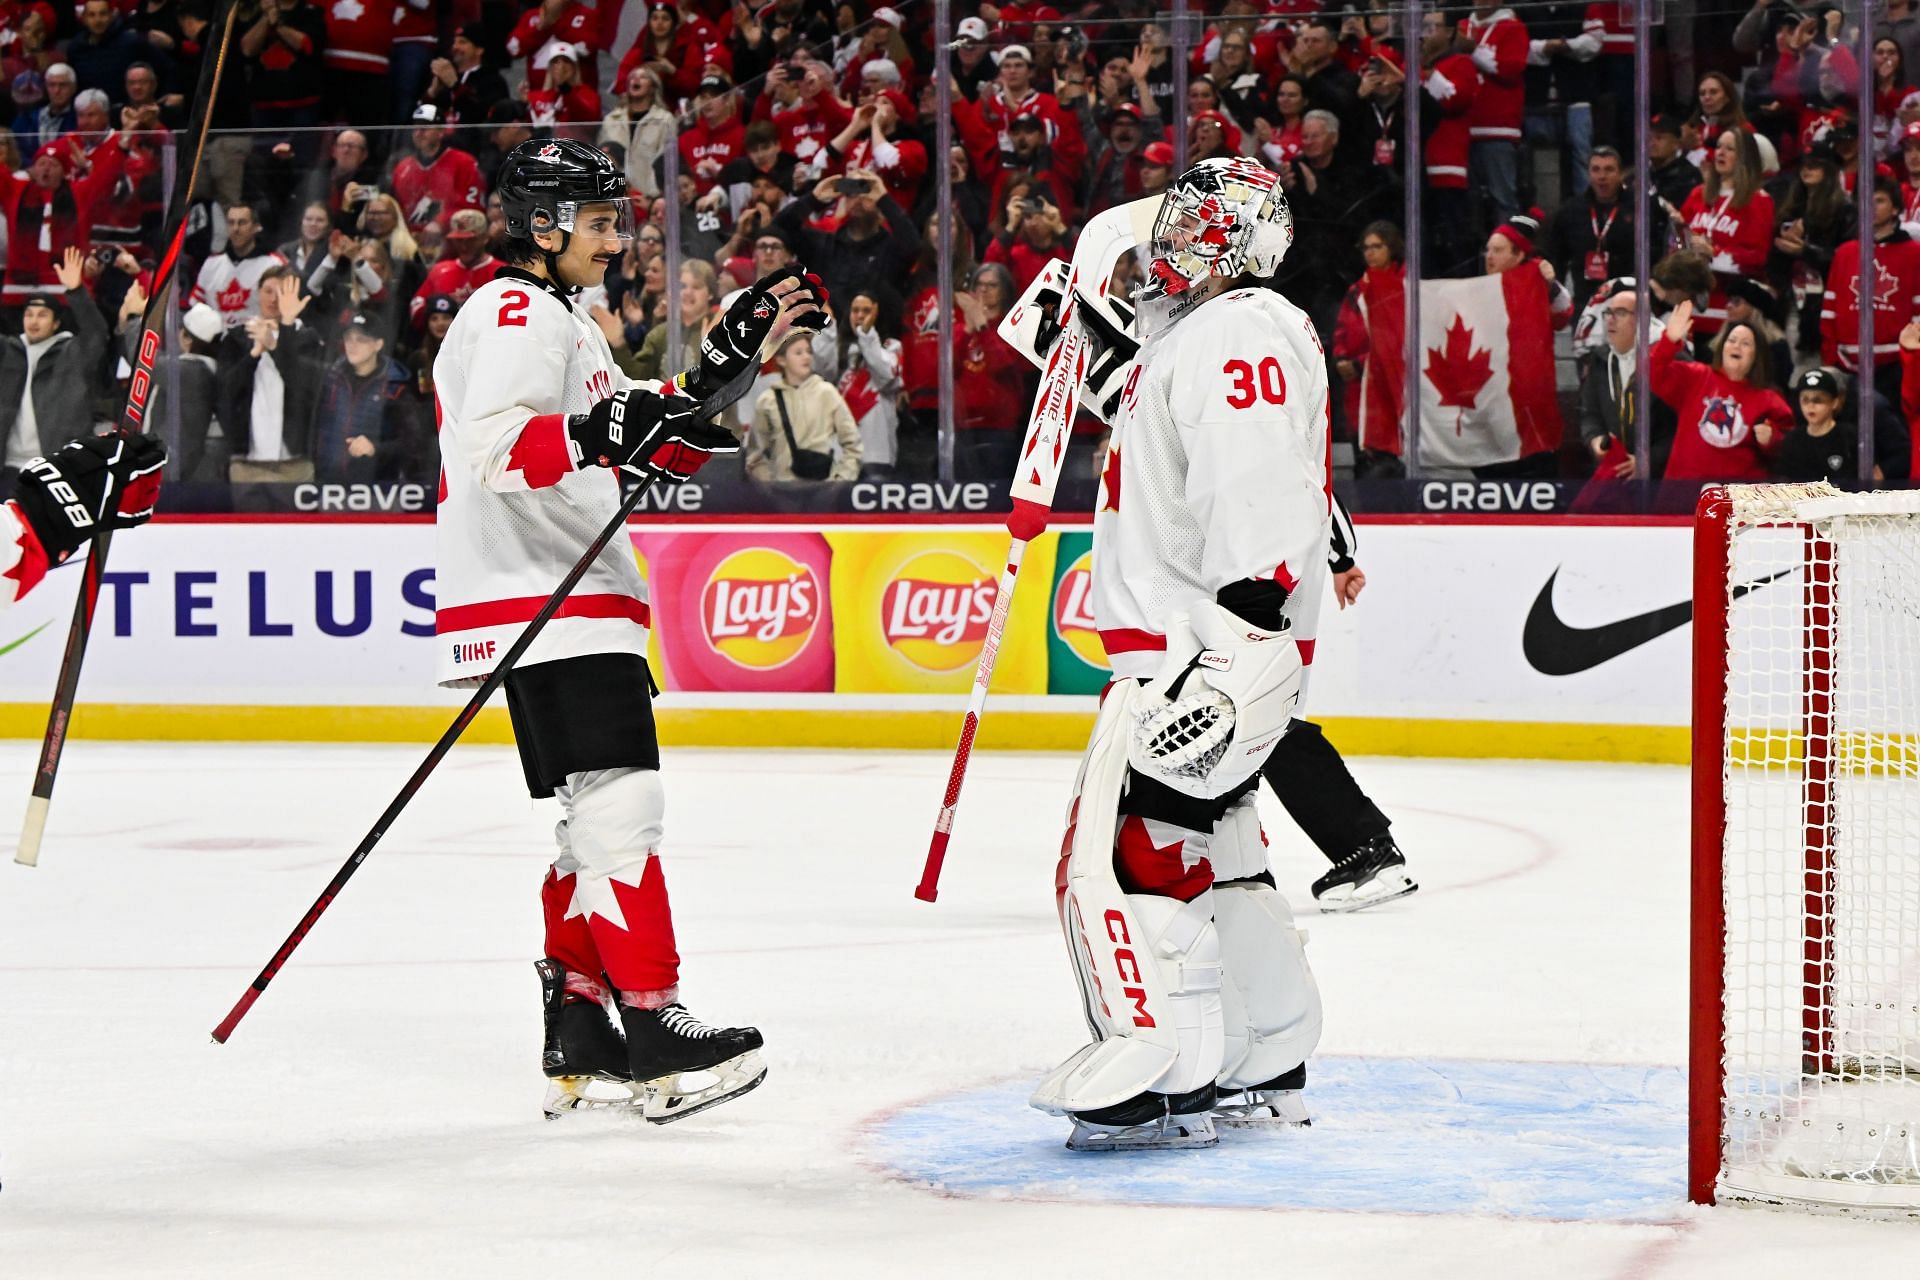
[{"x1": 1223, "y1": 357, "x2": 1286, "y2": 409}]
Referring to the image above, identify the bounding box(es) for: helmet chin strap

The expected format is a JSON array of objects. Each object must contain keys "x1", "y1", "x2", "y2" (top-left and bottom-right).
[{"x1": 535, "y1": 221, "x2": 581, "y2": 295}]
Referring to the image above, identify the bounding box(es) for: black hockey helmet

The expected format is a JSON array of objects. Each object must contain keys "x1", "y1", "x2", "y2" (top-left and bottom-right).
[{"x1": 496, "y1": 137, "x2": 628, "y2": 239}]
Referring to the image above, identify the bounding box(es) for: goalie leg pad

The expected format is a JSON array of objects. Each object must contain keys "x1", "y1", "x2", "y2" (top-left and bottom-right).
[
  {"x1": 1036, "y1": 683, "x2": 1226, "y2": 1117},
  {"x1": 552, "y1": 767, "x2": 680, "y2": 999},
  {"x1": 1215, "y1": 882, "x2": 1323, "y2": 1091}
]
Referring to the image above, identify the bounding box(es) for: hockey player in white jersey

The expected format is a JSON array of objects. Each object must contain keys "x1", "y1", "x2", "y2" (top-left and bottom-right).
[
  {"x1": 1031, "y1": 157, "x2": 1326, "y2": 1150},
  {"x1": 433, "y1": 138, "x2": 825, "y2": 1122}
]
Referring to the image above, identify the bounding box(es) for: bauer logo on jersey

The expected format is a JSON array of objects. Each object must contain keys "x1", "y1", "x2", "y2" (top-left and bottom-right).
[
  {"x1": 1050, "y1": 551, "x2": 1107, "y2": 670},
  {"x1": 699, "y1": 547, "x2": 821, "y2": 670},
  {"x1": 1697, "y1": 396, "x2": 1750, "y2": 448},
  {"x1": 879, "y1": 550, "x2": 996, "y2": 670}
]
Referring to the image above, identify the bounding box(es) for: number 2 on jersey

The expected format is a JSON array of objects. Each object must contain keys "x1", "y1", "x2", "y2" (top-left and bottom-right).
[
  {"x1": 1223, "y1": 356, "x2": 1286, "y2": 409},
  {"x1": 498, "y1": 291, "x2": 530, "y2": 328}
]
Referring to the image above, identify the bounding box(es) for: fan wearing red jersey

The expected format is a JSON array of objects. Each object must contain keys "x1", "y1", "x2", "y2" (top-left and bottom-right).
[
  {"x1": 391, "y1": 105, "x2": 483, "y2": 234},
  {"x1": 1680, "y1": 128, "x2": 1776, "y2": 336},
  {"x1": 1652, "y1": 299, "x2": 1794, "y2": 481}
]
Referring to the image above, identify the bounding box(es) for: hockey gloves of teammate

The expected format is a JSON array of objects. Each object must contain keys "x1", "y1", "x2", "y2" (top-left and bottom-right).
[
  {"x1": 568, "y1": 388, "x2": 739, "y2": 481},
  {"x1": 674, "y1": 267, "x2": 831, "y2": 404},
  {"x1": 13, "y1": 431, "x2": 168, "y2": 563}
]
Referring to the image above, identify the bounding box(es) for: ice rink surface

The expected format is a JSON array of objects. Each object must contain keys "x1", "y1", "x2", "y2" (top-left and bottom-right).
[{"x1": 1, "y1": 741, "x2": 1912, "y2": 1278}]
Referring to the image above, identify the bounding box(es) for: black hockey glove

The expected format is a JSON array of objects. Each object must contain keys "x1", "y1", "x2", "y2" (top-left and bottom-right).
[
  {"x1": 1216, "y1": 577, "x2": 1290, "y2": 634},
  {"x1": 13, "y1": 431, "x2": 167, "y2": 563},
  {"x1": 1077, "y1": 293, "x2": 1139, "y2": 422},
  {"x1": 568, "y1": 388, "x2": 739, "y2": 481},
  {"x1": 674, "y1": 266, "x2": 831, "y2": 403}
]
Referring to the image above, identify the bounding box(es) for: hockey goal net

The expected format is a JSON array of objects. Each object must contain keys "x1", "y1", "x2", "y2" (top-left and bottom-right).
[{"x1": 1693, "y1": 483, "x2": 1920, "y2": 1212}]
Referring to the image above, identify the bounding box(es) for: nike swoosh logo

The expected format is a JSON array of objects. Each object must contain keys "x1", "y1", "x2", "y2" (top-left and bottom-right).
[
  {"x1": 1522, "y1": 568, "x2": 1790, "y2": 676},
  {"x1": 0, "y1": 619, "x2": 51, "y2": 658}
]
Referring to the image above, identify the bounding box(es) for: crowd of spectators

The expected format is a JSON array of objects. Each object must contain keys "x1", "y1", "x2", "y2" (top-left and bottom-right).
[{"x1": 0, "y1": 0, "x2": 1916, "y2": 506}]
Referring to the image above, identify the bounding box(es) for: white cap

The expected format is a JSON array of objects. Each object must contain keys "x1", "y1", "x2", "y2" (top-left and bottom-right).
[
  {"x1": 183, "y1": 303, "x2": 223, "y2": 345},
  {"x1": 872, "y1": 6, "x2": 904, "y2": 28},
  {"x1": 546, "y1": 42, "x2": 579, "y2": 63},
  {"x1": 957, "y1": 17, "x2": 989, "y2": 41},
  {"x1": 996, "y1": 44, "x2": 1031, "y2": 65}
]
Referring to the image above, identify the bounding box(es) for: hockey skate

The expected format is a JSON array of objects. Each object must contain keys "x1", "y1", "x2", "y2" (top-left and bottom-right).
[
  {"x1": 536, "y1": 959, "x2": 645, "y2": 1119},
  {"x1": 1064, "y1": 1084, "x2": 1220, "y2": 1152},
  {"x1": 1213, "y1": 1063, "x2": 1310, "y2": 1128},
  {"x1": 1312, "y1": 834, "x2": 1417, "y2": 913},
  {"x1": 620, "y1": 1002, "x2": 767, "y2": 1125}
]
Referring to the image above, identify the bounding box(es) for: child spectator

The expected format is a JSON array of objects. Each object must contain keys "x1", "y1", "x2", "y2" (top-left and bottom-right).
[
  {"x1": 1774, "y1": 367, "x2": 1867, "y2": 485},
  {"x1": 748, "y1": 332, "x2": 863, "y2": 482},
  {"x1": 1652, "y1": 298, "x2": 1794, "y2": 481}
]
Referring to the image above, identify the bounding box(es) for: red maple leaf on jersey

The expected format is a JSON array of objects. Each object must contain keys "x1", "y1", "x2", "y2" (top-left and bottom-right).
[{"x1": 1424, "y1": 315, "x2": 1493, "y2": 432}]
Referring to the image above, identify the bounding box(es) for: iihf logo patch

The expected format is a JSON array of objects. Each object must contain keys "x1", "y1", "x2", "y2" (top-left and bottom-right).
[{"x1": 1697, "y1": 395, "x2": 1749, "y2": 448}]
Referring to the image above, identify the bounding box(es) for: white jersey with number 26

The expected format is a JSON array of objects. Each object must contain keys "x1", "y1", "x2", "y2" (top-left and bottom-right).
[{"x1": 1092, "y1": 285, "x2": 1331, "y2": 680}]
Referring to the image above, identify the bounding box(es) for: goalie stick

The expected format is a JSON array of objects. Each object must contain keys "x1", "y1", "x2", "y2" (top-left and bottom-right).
[
  {"x1": 915, "y1": 197, "x2": 1159, "y2": 903},
  {"x1": 15, "y1": 0, "x2": 240, "y2": 868}
]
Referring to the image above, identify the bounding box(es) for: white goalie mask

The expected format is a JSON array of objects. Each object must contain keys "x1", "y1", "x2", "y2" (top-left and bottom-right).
[
  {"x1": 1135, "y1": 157, "x2": 1293, "y2": 337},
  {"x1": 1129, "y1": 601, "x2": 1302, "y2": 800}
]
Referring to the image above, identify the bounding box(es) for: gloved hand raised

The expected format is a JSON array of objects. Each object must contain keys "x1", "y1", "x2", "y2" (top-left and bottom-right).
[{"x1": 674, "y1": 266, "x2": 831, "y2": 403}]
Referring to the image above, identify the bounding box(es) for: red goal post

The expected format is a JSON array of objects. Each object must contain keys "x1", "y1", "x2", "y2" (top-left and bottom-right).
[{"x1": 1692, "y1": 483, "x2": 1920, "y2": 1213}]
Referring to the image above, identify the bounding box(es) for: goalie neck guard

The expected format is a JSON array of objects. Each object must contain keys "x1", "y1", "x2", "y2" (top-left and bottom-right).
[{"x1": 1136, "y1": 157, "x2": 1293, "y2": 337}]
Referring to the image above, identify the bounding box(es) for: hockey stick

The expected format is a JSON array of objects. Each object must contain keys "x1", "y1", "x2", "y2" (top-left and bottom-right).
[
  {"x1": 914, "y1": 198, "x2": 1160, "y2": 903},
  {"x1": 15, "y1": 0, "x2": 240, "y2": 868},
  {"x1": 212, "y1": 467, "x2": 667, "y2": 1043}
]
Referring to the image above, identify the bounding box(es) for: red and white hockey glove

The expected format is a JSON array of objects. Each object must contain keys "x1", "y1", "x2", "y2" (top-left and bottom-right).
[
  {"x1": 567, "y1": 389, "x2": 739, "y2": 481},
  {"x1": 12, "y1": 431, "x2": 167, "y2": 564}
]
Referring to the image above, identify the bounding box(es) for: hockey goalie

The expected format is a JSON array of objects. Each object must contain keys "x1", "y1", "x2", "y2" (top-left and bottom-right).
[{"x1": 1031, "y1": 158, "x2": 1326, "y2": 1151}]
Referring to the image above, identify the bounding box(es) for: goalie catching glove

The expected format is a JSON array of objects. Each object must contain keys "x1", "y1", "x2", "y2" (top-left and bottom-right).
[
  {"x1": 13, "y1": 431, "x2": 167, "y2": 563},
  {"x1": 1130, "y1": 598, "x2": 1302, "y2": 799},
  {"x1": 568, "y1": 389, "x2": 739, "y2": 481},
  {"x1": 673, "y1": 266, "x2": 831, "y2": 405}
]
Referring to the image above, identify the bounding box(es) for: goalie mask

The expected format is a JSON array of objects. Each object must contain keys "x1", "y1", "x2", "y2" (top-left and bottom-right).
[
  {"x1": 1129, "y1": 601, "x2": 1302, "y2": 800},
  {"x1": 1136, "y1": 157, "x2": 1293, "y2": 335}
]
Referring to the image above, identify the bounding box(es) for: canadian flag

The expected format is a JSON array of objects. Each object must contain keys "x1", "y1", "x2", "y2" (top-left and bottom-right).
[{"x1": 1415, "y1": 267, "x2": 1561, "y2": 469}]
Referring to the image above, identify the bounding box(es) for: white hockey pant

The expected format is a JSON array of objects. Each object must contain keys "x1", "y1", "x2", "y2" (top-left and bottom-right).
[{"x1": 1210, "y1": 799, "x2": 1323, "y2": 1089}]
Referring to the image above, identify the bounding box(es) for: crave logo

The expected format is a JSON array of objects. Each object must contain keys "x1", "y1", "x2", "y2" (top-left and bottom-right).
[
  {"x1": 1050, "y1": 550, "x2": 1106, "y2": 670},
  {"x1": 880, "y1": 550, "x2": 996, "y2": 671},
  {"x1": 699, "y1": 547, "x2": 820, "y2": 669}
]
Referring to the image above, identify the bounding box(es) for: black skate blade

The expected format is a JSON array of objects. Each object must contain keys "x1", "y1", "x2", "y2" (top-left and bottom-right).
[{"x1": 643, "y1": 1061, "x2": 768, "y2": 1126}]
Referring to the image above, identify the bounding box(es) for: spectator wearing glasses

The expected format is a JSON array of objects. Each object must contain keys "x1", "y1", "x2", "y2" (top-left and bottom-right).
[
  {"x1": 1579, "y1": 285, "x2": 1672, "y2": 481},
  {"x1": 598, "y1": 65, "x2": 674, "y2": 201}
]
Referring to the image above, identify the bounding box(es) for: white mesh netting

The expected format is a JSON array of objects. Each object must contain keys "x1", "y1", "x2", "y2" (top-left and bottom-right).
[{"x1": 1719, "y1": 484, "x2": 1920, "y2": 1210}]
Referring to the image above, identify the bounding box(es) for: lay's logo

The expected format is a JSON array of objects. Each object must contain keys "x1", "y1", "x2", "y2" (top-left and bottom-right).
[
  {"x1": 1050, "y1": 551, "x2": 1107, "y2": 671},
  {"x1": 880, "y1": 550, "x2": 996, "y2": 671},
  {"x1": 700, "y1": 547, "x2": 821, "y2": 670}
]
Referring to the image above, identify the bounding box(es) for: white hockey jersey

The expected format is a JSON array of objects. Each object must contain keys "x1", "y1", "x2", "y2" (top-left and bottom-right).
[
  {"x1": 433, "y1": 270, "x2": 667, "y2": 686},
  {"x1": 1093, "y1": 286, "x2": 1331, "y2": 680}
]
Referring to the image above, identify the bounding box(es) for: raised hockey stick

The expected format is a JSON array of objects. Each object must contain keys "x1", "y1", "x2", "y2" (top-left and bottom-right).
[
  {"x1": 212, "y1": 467, "x2": 668, "y2": 1043},
  {"x1": 15, "y1": 0, "x2": 240, "y2": 868},
  {"x1": 915, "y1": 198, "x2": 1159, "y2": 903}
]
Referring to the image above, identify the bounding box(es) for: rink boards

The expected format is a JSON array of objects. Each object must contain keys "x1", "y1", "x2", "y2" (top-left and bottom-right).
[{"x1": 0, "y1": 515, "x2": 1698, "y2": 762}]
